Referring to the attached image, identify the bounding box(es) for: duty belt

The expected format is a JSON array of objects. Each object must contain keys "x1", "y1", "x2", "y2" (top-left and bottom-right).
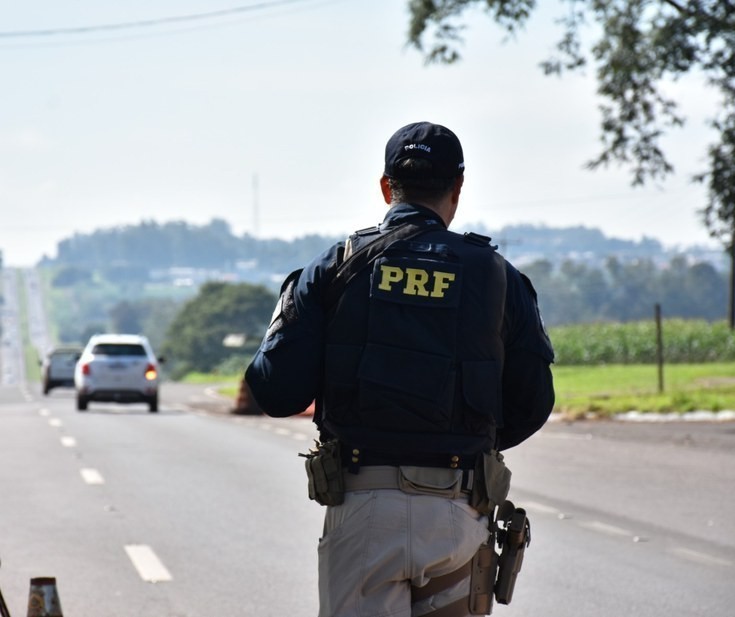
[
  {"x1": 341, "y1": 446, "x2": 476, "y2": 471},
  {"x1": 342, "y1": 464, "x2": 475, "y2": 495}
]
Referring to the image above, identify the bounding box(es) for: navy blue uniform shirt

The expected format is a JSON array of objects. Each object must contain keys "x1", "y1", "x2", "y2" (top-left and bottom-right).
[{"x1": 246, "y1": 203, "x2": 555, "y2": 450}]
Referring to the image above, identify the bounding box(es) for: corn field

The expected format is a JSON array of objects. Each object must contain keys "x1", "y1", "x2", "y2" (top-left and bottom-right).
[{"x1": 548, "y1": 319, "x2": 735, "y2": 365}]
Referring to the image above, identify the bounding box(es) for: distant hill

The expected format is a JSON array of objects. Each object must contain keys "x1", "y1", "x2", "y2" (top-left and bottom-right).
[
  {"x1": 40, "y1": 218, "x2": 727, "y2": 288},
  {"x1": 458, "y1": 222, "x2": 725, "y2": 269},
  {"x1": 37, "y1": 218, "x2": 731, "y2": 329}
]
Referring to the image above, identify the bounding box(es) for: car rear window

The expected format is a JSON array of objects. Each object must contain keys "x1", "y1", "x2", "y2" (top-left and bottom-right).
[{"x1": 91, "y1": 344, "x2": 147, "y2": 357}]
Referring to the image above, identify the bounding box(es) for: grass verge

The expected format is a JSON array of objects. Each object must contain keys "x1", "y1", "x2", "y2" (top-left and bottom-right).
[
  {"x1": 17, "y1": 272, "x2": 41, "y2": 382},
  {"x1": 553, "y1": 363, "x2": 735, "y2": 418},
  {"x1": 181, "y1": 372, "x2": 240, "y2": 398}
]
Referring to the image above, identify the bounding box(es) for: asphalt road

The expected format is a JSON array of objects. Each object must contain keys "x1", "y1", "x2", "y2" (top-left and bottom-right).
[
  {"x1": 0, "y1": 384, "x2": 323, "y2": 617},
  {"x1": 1, "y1": 267, "x2": 733, "y2": 616},
  {"x1": 0, "y1": 381, "x2": 733, "y2": 617}
]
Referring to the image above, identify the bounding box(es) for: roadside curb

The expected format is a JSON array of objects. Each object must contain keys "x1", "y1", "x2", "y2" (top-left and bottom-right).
[{"x1": 551, "y1": 410, "x2": 735, "y2": 423}]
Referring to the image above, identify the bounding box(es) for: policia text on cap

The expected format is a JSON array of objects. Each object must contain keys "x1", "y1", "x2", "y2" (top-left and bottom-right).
[{"x1": 245, "y1": 121, "x2": 555, "y2": 617}]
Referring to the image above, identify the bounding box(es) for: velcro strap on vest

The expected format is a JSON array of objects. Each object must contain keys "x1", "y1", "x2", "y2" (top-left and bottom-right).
[{"x1": 411, "y1": 560, "x2": 473, "y2": 602}]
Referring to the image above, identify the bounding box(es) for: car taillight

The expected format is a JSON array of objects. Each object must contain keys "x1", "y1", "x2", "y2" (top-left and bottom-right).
[
  {"x1": 82, "y1": 363, "x2": 91, "y2": 376},
  {"x1": 144, "y1": 364, "x2": 157, "y2": 381}
]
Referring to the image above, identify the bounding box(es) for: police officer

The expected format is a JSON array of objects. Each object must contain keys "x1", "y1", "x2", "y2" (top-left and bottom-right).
[{"x1": 245, "y1": 121, "x2": 555, "y2": 617}]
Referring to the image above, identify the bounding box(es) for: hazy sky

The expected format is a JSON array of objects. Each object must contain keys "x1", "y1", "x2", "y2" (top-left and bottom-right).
[{"x1": 1, "y1": 0, "x2": 723, "y2": 266}]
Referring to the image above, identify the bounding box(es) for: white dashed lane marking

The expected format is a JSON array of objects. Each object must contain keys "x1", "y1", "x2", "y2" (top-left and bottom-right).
[
  {"x1": 49, "y1": 418, "x2": 63, "y2": 427},
  {"x1": 124, "y1": 545, "x2": 173, "y2": 582},
  {"x1": 578, "y1": 521, "x2": 632, "y2": 538},
  {"x1": 523, "y1": 501, "x2": 564, "y2": 517},
  {"x1": 60, "y1": 436, "x2": 77, "y2": 448},
  {"x1": 80, "y1": 468, "x2": 105, "y2": 485}
]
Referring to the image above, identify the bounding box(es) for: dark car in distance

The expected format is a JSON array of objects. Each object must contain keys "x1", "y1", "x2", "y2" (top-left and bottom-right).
[{"x1": 41, "y1": 346, "x2": 83, "y2": 395}]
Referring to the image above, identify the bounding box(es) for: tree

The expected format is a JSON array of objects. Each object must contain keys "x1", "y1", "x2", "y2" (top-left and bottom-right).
[
  {"x1": 696, "y1": 109, "x2": 735, "y2": 326},
  {"x1": 109, "y1": 301, "x2": 143, "y2": 334},
  {"x1": 108, "y1": 297, "x2": 182, "y2": 352},
  {"x1": 407, "y1": 0, "x2": 735, "y2": 318},
  {"x1": 520, "y1": 255, "x2": 727, "y2": 325},
  {"x1": 51, "y1": 266, "x2": 93, "y2": 287},
  {"x1": 161, "y1": 281, "x2": 276, "y2": 378}
]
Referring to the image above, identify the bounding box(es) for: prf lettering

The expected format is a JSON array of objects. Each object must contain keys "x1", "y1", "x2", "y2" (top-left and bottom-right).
[{"x1": 378, "y1": 265, "x2": 456, "y2": 298}]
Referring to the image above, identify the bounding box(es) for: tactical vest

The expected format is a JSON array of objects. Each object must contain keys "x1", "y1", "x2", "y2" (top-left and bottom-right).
[{"x1": 320, "y1": 222, "x2": 507, "y2": 464}]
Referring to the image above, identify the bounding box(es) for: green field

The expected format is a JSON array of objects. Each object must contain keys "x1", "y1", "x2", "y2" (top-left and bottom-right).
[{"x1": 553, "y1": 363, "x2": 735, "y2": 417}]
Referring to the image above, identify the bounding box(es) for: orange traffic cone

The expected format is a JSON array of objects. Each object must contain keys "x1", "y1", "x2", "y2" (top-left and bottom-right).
[
  {"x1": 232, "y1": 377, "x2": 261, "y2": 415},
  {"x1": 27, "y1": 578, "x2": 62, "y2": 617}
]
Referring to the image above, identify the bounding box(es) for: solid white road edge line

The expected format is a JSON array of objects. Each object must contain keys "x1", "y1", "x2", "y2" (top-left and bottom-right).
[
  {"x1": 669, "y1": 547, "x2": 732, "y2": 568},
  {"x1": 124, "y1": 545, "x2": 173, "y2": 582}
]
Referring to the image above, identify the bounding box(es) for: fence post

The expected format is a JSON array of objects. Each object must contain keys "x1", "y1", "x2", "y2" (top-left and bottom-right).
[{"x1": 655, "y1": 303, "x2": 664, "y2": 394}]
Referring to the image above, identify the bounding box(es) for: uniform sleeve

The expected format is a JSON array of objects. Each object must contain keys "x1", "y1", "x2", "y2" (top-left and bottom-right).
[
  {"x1": 244, "y1": 245, "x2": 340, "y2": 417},
  {"x1": 498, "y1": 264, "x2": 555, "y2": 450}
]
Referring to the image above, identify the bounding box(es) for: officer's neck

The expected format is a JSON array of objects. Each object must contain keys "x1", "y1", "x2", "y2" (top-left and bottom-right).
[
  {"x1": 380, "y1": 175, "x2": 463, "y2": 228},
  {"x1": 411, "y1": 200, "x2": 455, "y2": 228},
  {"x1": 410, "y1": 184, "x2": 461, "y2": 228}
]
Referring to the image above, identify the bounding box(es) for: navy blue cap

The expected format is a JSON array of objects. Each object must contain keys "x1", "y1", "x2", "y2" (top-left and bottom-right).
[{"x1": 384, "y1": 122, "x2": 465, "y2": 180}]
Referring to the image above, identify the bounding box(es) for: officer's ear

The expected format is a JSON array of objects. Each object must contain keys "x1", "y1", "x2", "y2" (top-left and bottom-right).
[
  {"x1": 451, "y1": 174, "x2": 464, "y2": 205},
  {"x1": 380, "y1": 175, "x2": 392, "y2": 205}
]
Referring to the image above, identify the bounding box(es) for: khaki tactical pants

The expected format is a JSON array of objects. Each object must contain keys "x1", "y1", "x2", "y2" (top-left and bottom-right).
[{"x1": 317, "y1": 467, "x2": 490, "y2": 617}]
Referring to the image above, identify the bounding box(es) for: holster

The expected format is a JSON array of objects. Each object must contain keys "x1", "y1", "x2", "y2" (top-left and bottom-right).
[
  {"x1": 467, "y1": 452, "x2": 513, "y2": 616},
  {"x1": 494, "y1": 501, "x2": 531, "y2": 605},
  {"x1": 470, "y1": 497, "x2": 531, "y2": 614},
  {"x1": 301, "y1": 440, "x2": 345, "y2": 506},
  {"x1": 469, "y1": 539, "x2": 499, "y2": 615}
]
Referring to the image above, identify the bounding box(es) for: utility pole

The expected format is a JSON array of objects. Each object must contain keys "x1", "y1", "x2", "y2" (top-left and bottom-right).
[
  {"x1": 494, "y1": 236, "x2": 522, "y2": 259},
  {"x1": 655, "y1": 303, "x2": 664, "y2": 393},
  {"x1": 730, "y1": 226, "x2": 735, "y2": 329},
  {"x1": 252, "y1": 173, "x2": 260, "y2": 237}
]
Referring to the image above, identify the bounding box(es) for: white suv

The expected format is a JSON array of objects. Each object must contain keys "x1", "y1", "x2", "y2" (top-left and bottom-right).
[{"x1": 74, "y1": 334, "x2": 163, "y2": 412}]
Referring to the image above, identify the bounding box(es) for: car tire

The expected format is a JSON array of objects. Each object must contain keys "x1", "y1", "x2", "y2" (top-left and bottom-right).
[
  {"x1": 76, "y1": 394, "x2": 88, "y2": 411},
  {"x1": 148, "y1": 395, "x2": 159, "y2": 413}
]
